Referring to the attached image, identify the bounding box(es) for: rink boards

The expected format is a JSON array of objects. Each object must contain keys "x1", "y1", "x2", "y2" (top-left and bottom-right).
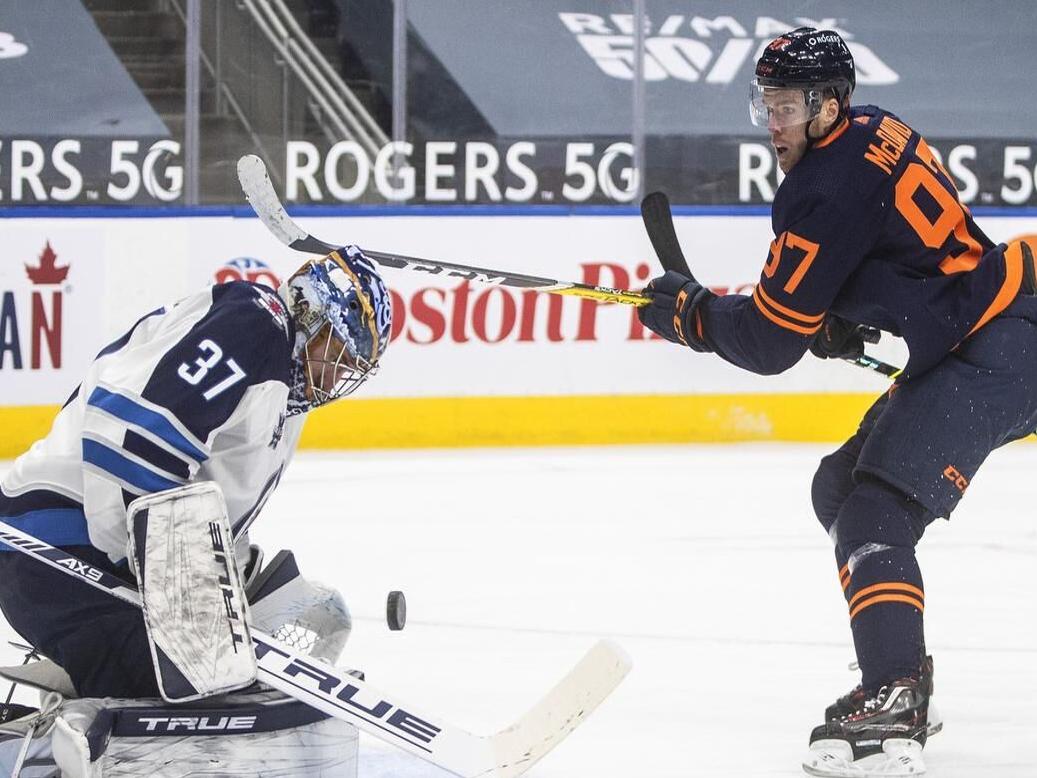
[{"x1": 1, "y1": 210, "x2": 1034, "y2": 454}]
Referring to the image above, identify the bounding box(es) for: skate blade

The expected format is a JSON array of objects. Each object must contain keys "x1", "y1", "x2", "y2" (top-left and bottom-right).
[
  {"x1": 926, "y1": 701, "x2": 943, "y2": 738},
  {"x1": 802, "y1": 738, "x2": 925, "y2": 777}
]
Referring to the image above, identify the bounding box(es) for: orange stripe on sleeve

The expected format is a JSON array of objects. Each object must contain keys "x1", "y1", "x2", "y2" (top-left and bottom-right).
[
  {"x1": 849, "y1": 593, "x2": 925, "y2": 620},
  {"x1": 967, "y1": 240, "x2": 1025, "y2": 337},
  {"x1": 752, "y1": 287, "x2": 824, "y2": 335},
  {"x1": 755, "y1": 285, "x2": 825, "y2": 324}
]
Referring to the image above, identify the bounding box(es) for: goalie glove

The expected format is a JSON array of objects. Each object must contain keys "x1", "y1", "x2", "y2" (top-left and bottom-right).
[{"x1": 638, "y1": 270, "x2": 715, "y2": 352}]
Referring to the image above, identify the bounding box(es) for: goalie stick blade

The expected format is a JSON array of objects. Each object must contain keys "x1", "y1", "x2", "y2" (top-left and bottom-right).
[
  {"x1": 237, "y1": 154, "x2": 336, "y2": 255},
  {"x1": 488, "y1": 639, "x2": 632, "y2": 778},
  {"x1": 640, "y1": 191, "x2": 692, "y2": 275}
]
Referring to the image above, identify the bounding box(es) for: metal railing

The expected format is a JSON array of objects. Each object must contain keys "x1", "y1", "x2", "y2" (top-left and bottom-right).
[
  {"x1": 258, "y1": 0, "x2": 387, "y2": 154},
  {"x1": 170, "y1": 0, "x2": 387, "y2": 192}
]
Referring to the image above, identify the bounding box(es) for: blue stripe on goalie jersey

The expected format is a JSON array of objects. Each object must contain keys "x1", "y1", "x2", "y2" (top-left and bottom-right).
[
  {"x1": 123, "y1": 430, "x2": 191, "y2": 482},
  {"x1": 0, "y1": 509, "x2": 92, "y2": 549},
  {"x1": 0, "y1": 490, "x2": 93, "y2": 551},
  {"x1": 82, "y1": 438, "x2": 185, "y2": 494},
  {"x1": 87, "y1": 386, "x2": 208, "y2": 464},
  {"x1": 139, "y1": 282, "x2": 294, "y2": 444}
]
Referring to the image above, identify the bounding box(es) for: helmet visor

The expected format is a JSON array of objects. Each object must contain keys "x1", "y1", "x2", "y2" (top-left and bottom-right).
[{"x1": 749, "y1": 78, "x2": 821, "y2": 129}]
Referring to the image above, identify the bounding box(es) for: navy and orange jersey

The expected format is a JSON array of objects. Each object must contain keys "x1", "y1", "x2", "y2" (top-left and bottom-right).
[{"x1": 698, "y1": 105, "x2": 1019, "y2": 379}]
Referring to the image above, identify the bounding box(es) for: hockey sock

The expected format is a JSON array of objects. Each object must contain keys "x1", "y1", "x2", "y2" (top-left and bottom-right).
[
  {"x1": 845, "y1": 545, "x2": 924, "y2": 691},
  {"x1": 811, "y1": 446, "x2": 858, "y2": 605},
  {"x1": 833, "y1": 477, "x2": 929, "y2": 693}
]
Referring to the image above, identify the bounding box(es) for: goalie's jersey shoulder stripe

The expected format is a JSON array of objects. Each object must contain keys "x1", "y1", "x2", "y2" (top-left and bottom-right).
[{"x1": 86, "y1": 386, "x2": 208, "y2": 464}]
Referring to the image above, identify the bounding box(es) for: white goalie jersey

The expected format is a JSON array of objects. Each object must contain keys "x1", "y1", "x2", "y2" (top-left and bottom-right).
[{"x1": 0, "y1": 281, "x2": 304, "y2": 563}]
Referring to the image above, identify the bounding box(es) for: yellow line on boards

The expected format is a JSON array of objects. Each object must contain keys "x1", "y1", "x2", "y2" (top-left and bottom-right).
[
  {"x1": 0, "y1": 394, "x2": 890, "y2": 459},
  {"x1": 298, "y1": 393, "x2": 883, "y2": 448}
]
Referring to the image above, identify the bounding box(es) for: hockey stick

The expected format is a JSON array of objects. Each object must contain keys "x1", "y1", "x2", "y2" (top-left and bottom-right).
[
  {"x1": 640, "y1": 191, "x2": 902, "y2": 379},
  {"x1": 0, "y1": 520, "x2": 631, "y2": 778},
  {"x1": 238, "y1": 154, "x2": 648, "y2": 306}
]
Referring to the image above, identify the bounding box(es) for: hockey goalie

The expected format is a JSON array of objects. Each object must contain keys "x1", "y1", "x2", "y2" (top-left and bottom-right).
[{"x1": 0, "y1": 246, "x2": 392, "y2": 776}]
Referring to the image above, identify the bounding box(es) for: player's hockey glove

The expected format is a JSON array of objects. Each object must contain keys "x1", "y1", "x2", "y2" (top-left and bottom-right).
[
  {"x1": 638, "y1": 270, "x2": 714, "y2": 352},
  {"x1": 809, "y1": 314, "x2": 880, "y2": 360}
]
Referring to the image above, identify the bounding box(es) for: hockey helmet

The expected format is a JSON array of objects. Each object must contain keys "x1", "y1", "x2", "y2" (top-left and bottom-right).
[
  {"x1": 285, "y1": 245, "x2": 391, "y2": 411},
  {"x1": 750, "y1": 27, "x2": 855, "y2": 129}
]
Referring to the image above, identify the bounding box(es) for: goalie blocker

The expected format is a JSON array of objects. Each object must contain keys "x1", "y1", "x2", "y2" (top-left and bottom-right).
[{"x1": 127, "y1": 483, "x2": 257, "y2": 703}]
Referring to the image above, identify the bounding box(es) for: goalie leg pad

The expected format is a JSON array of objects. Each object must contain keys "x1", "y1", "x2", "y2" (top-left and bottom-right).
[
  {"x1": 51, "y1": 690, "x2": 358, "y2": 778},
  {"x1": 127, "y1": 482, "x2": 256, "y2": 703}
]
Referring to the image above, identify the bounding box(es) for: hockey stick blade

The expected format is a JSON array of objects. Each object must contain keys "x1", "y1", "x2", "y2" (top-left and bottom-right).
[
  {"x1": 0, "y1": 519, "x2": 630, "y2": 777},
  {"x1": 237, "y1": 154, "x2": 649, "y2": 306},
  {"x1": 640, "y1": 191, "x2": 691, "y2": 275},
  {"x1": 237, "y1": 154, "x2": 337, "y2": 255}
]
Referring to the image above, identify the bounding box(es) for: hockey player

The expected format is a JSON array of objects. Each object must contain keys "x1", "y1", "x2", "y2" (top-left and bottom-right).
[
  {"x1": 0, "y1": 245, "x2": 391, "y2": 700},
  {"x1": 638, "y1": 27, "x2": 1037, "y2": 777}
]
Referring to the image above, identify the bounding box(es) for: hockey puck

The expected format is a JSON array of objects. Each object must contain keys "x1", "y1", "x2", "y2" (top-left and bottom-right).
[{"x1": 386, "y1": 590, "x2": 407, "y2": 631}]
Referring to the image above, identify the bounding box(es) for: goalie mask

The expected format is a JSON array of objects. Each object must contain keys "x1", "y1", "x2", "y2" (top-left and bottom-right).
[{"x1": 284, "y1": 246, "x2": 391, "y2": 414}]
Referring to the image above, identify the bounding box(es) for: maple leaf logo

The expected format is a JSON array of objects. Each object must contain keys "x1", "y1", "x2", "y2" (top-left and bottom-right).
[{"x1": 25, "y1": 242, "x2": 70, "y2": 285}]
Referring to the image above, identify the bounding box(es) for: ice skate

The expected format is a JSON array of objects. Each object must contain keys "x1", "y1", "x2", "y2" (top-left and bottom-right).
[
  {"x1": 804, "y1": 677, "x2": 928, "y2": 777},
  {"x1": 825, "y1": 656, "x2": 941, "y2": 738}
]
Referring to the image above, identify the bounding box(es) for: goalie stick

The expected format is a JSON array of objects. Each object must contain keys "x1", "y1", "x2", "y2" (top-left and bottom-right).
[
  {"x1": 238, "y1": 154, "x2": 648, "y2": 306},
  {"x1": 0, "y1": 520, "x2": 630, "y2": 778},
  {"x1": 639, "y1": 191, "x2": 901, "y2": 379}
]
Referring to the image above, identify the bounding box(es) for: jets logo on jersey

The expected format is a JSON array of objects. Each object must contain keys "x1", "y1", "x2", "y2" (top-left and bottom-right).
[{"x1": 252, "y1": 288, "x2": 290, "y2": 337}]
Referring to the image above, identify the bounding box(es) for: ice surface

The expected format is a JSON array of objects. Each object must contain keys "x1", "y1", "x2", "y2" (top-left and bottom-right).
[{"x1": 1, "y1": 443, "x2": 1034, "y2": 777}]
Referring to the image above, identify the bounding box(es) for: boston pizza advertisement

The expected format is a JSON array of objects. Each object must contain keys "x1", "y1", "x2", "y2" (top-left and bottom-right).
[{"x1": 1, "y1": 212, "x2": 1032, "y2": 452}]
